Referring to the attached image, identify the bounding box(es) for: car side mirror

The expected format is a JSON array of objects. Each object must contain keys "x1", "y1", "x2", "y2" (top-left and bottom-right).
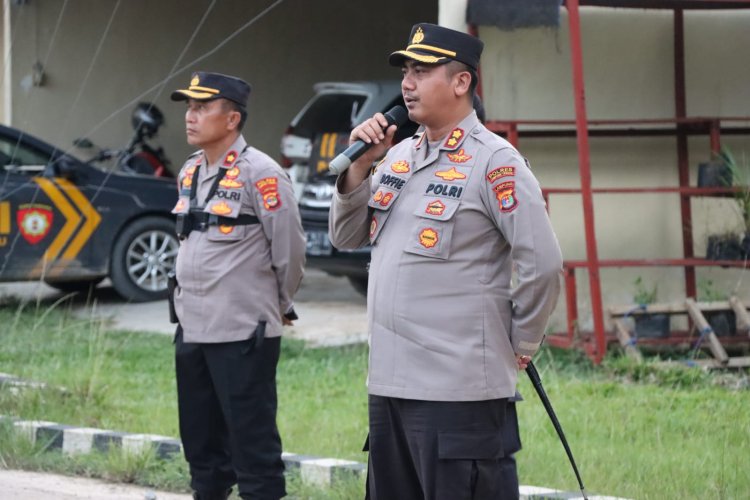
[{"x1": 47, "y1": 156, "x2": 77, "y2": 179}]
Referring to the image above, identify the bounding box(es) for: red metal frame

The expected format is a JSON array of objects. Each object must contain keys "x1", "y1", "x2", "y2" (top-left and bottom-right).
[{"x1": 472, "y1": 1, "x2": 750, "y2": 363}]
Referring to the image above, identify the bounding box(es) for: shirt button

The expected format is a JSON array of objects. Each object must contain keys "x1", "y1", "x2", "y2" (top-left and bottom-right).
[{"x1": 472, "y1": 129, "x2": 480, "y2": 135}]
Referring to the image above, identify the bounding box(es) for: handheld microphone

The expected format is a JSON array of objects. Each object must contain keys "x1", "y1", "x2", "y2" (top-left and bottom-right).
[{"x1": 328, "y1": 105, "x2": 408, "y2": 175}]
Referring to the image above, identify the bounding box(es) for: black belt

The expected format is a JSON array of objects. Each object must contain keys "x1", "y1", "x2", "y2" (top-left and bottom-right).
[{"x1": 189, "y1": 210, "x2": 259, "y2": 231}]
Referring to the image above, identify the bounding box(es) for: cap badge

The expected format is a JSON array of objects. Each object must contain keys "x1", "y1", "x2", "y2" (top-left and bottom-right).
[
  {"x1": 412, "y1": 27, "x2": 425, "y2": 44},
  {"x1": 191, "y1": 76, "x2": 200, "y2": 86}
]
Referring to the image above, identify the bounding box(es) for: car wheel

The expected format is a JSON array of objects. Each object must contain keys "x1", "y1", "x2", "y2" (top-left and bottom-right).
[
  {"x1": 110, "y1": 216, "x2": 178, "y2": 302},
  {"x1": 347, "y1": 276, "x2": 368, "y2": 297},
  {"x1": 45, "y1": 277, "x2": 104, "y2": 294}
]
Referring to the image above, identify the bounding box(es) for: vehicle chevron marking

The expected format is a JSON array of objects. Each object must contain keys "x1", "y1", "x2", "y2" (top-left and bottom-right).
[
  {"x1": 31, "y1": 178, "x2": 81, "y2": 276},
  {"x1": 0, "y1": 201, "x2": 9, "y2": 234},
  {"x1": 56, "y1": 178, "x2": 101, "y2": 262}
]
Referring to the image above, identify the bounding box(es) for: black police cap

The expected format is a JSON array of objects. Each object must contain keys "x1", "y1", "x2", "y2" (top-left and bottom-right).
[
  {"x1": 389, "y1": 23, "x2": 484, "y2": 71},
  {"x1": 171, "y1": 71, "x2": 251, "y2": 107}
]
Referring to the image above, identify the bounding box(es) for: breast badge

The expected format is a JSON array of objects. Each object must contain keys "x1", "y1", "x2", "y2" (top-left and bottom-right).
[
  {"x1": 495, "y1": 181, "x2": 518, "y2": 213},
  {"x1": 447, "y1": 148, "x2": 472, "y2": 163},
  {"x1": 210, "y1": 201, "x2": 233, "y2": 216},
  {"x1": 173, "y1": 198, "x2": 187, "y2": 212},
  {"x1": 391, "y1": 160, "x2": 410, "y2": 174},
  {"x1": 425, "y1": 200, "x2": 446, "y2": 216},
  {"x1": 487, "y1": 166, "x2": 515, "y2": 184},
  {"x1": 435, "y1": 167, "x2": 466, "y2": 181},
  {"x1": 225, "y1": 166, "x2": 240, "y2": 179},
  {"x1": 419, "y1": 228, "x2": 439, "y2": 249},
  {"x1": 219, "y1": 178, "x2": 244, "y2": 189},
  {"x1": 218, "y1": 225, "x2": 234, "y2": 235}
]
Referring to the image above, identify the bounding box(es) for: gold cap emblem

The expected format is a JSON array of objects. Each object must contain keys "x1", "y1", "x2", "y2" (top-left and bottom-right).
[
  {"x1": 190, "y1": 75, "x2": 200, "y2": 86},
  {"x1": 412, "y1": 27, "x2": 424, "y2": 44}
]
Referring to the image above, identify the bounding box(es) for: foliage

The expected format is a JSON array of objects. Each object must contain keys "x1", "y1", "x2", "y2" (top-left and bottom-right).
[
  {"x1": 632, "y1": 276, "x2": 657, "y2": 305},
  {"x1": 717, "y1": 147, "x2": 750, "y2": 233},
  {"x1": 697, "y1": 279, "x2": 728, "y2": 302}
]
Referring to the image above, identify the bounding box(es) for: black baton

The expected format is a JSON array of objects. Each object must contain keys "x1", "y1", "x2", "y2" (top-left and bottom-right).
[{"x1": 526, "y1": 361, "x2": 588, "y2": 500}]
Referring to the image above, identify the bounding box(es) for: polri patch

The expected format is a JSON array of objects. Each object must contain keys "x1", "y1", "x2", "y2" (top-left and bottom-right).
[
  {"x1": 263, "y1": 192, "x2": 281, "y2": 211},
  {"x1": 17, "y1": 204, "x2": 53, "y2": 245},
  {"x1": 255, "y1": 177, "x2": 279, "y2": 194},
  {"x1": 419, "y1": 228, "x2": 439, "y2": 248},
  {"x1": 487, "y1": 166, "x2": 515, "y2": 184}
]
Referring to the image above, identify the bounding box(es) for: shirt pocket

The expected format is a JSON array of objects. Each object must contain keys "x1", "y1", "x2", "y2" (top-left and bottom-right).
[
  {"x1": 403, "y1": 197, "x2": 460, "y2": 260},
  {"x1": 206, "y1": 223, "x2": 247, "y2": 242}
]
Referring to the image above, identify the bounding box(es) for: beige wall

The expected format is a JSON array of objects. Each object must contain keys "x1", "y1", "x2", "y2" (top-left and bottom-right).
[
  {"x1": 7, "y1": 0, "x2": 435, "y2": 166},
  {"x1": 480, "y1": 7, "x2": 750, "y2": 330}
]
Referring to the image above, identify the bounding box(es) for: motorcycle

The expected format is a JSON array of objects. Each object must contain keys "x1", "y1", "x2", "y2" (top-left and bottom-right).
[{"x1": 75, "y1": 102, "x2": 173, "y2": 178}]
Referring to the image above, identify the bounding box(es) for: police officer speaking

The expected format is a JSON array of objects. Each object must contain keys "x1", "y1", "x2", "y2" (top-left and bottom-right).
[
  {"x1": 329, "y1": 24, "x2": 563, "y2": 499},
  {"x1": 169, "y1": 72, "x2": 306, "y2": 500}
]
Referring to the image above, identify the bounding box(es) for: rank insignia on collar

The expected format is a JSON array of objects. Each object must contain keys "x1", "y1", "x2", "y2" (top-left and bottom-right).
[
  {"x1": 495, "y1": 181, "x2": 518, "y2": 213},
  {"x1": 444, "y1": 128, "x2": 464, "y2": 149},
  {"x1": 425, "y1": 199, "x2": 445, "y2": 216},
  {"x1": 369, "y1": 217, "x2": 378, "y2": 238},
  {"x1": 219, "y1": 178, "x2": 244, "y2": 189},
  {"x1": 223, "y1": 150, "x2": 238, "y2": 167},
  {"x1": 419, "y1": 227, "x2": 439, "y2": 249},
  {"x1": 435, "y1": 167, "x2": 466, "y2": 181},
  {"x1": 487, "y1": 166, "x2": 515, "y2": 183},
  {"x1": 225, "y1": 166, "x2": 240, "y2": 179},
  {"x1": 447, "y1": 148, "x2": 472, "y2": 163},
  {"x1": 210, "y1": 201, "x2": 233, "y2": 215},
  {"x1": 414, "y1": 133, "x2": 426, "y2": 149},
  {"x1": 391, "y1": 160, "x2": 410, "y2": 173}
]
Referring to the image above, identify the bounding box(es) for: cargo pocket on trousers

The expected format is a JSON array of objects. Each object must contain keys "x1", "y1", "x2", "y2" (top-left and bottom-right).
[{"x1": 437, "y1": 431, "x2": 504, "y2": 499}]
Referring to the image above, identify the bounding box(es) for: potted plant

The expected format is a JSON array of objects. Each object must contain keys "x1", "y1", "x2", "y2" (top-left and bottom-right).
[
  {"x1": 719, "y1": 148, "x2": 750, "y2": 258},
  {"x1": 704, "y1": 148, "x2": 750, "y2": 261},
  {"x1": 698, "y1": 279, "x2": 736, "y2": 337},
  {"x1": 632, "y1": 277, "x2": 670, "y2": 338}
]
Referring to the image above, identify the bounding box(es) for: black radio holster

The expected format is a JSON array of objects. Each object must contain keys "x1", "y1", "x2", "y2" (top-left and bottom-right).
[{"x1": 167, "y1": 271, "x2": 179, "y2": 324}]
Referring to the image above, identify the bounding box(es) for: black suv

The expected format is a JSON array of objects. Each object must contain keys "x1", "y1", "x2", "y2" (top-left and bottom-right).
[{"x1": 281, "y1": 82, "x2": 417, "y2": 295}]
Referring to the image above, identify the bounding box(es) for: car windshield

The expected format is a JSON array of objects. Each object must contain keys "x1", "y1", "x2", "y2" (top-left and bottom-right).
[{"x1": 295, "y1": 93, "x2": 367, "y2": 138}]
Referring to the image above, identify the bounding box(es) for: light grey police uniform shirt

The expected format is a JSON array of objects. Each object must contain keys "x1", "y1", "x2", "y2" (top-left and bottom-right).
[
  {"x1": 329, "y1": 111, "x2": 562, "y2": 401},
  {"x1": 172, "y1": 135, "x2": 306, "y2": 343}
]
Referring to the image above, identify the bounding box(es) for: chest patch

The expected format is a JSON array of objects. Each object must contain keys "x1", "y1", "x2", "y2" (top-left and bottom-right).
[
  {"x1": 447, "y1": 148, "x2": 472, "y2": 163},
  {"x1": 425, "y1": 199, "x2": 446, "y2": 216},
  {"x1": 380, "y1": 173, "x2": 406, "y2": 190},
  {"x1": 435, "y1": 167, "x2": 466, "y2": 181},
  {"x1": 391, "y1": 160, "x2": 410, "y2": 174},
  {"x1": 426, "y1": 183, "x2": 463, "y2": 199},
  {"x1": 419, "y1": 228, "x2": 439, "y2": 248}
]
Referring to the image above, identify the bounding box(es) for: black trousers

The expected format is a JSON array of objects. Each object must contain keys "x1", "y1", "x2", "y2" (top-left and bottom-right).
[
  {"x1": 175, "y1": 326, "x2": 285, "y2": 499},
  {"x1": 365, "y1": 396, "x2": 521, "y2": 500}
]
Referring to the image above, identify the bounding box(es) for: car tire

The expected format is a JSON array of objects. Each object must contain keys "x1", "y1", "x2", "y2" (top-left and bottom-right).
[
  {"x1": 347, "y1": 276, "x2": 368, "y2": 297},
  {"x1": 45, "y1": 277, "x2": 104, "y2": 294},
  {"x1": 110, "y1": 216, "x2": 178, "y2": 302}
]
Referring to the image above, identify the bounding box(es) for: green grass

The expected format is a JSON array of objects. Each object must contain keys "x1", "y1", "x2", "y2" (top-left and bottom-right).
[{"x1": 1, "y1": 300, "x2": 749, "y2": 499}]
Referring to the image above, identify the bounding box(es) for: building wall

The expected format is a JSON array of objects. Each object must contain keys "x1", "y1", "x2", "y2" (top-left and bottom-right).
[
  {"x1": 480, "y1": 7, "x2": 750, "y2": 329},
  {"x1": 7, "y1": 0, "x2": 435, "y2": 166}
]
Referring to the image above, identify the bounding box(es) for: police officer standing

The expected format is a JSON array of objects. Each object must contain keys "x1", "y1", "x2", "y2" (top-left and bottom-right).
[
  {"x1": 170, "y1": 72, "x2": 306, "y2": 500},
  {"x1": 329, "y1": 24, "x2": 562, "y2": 499}
]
